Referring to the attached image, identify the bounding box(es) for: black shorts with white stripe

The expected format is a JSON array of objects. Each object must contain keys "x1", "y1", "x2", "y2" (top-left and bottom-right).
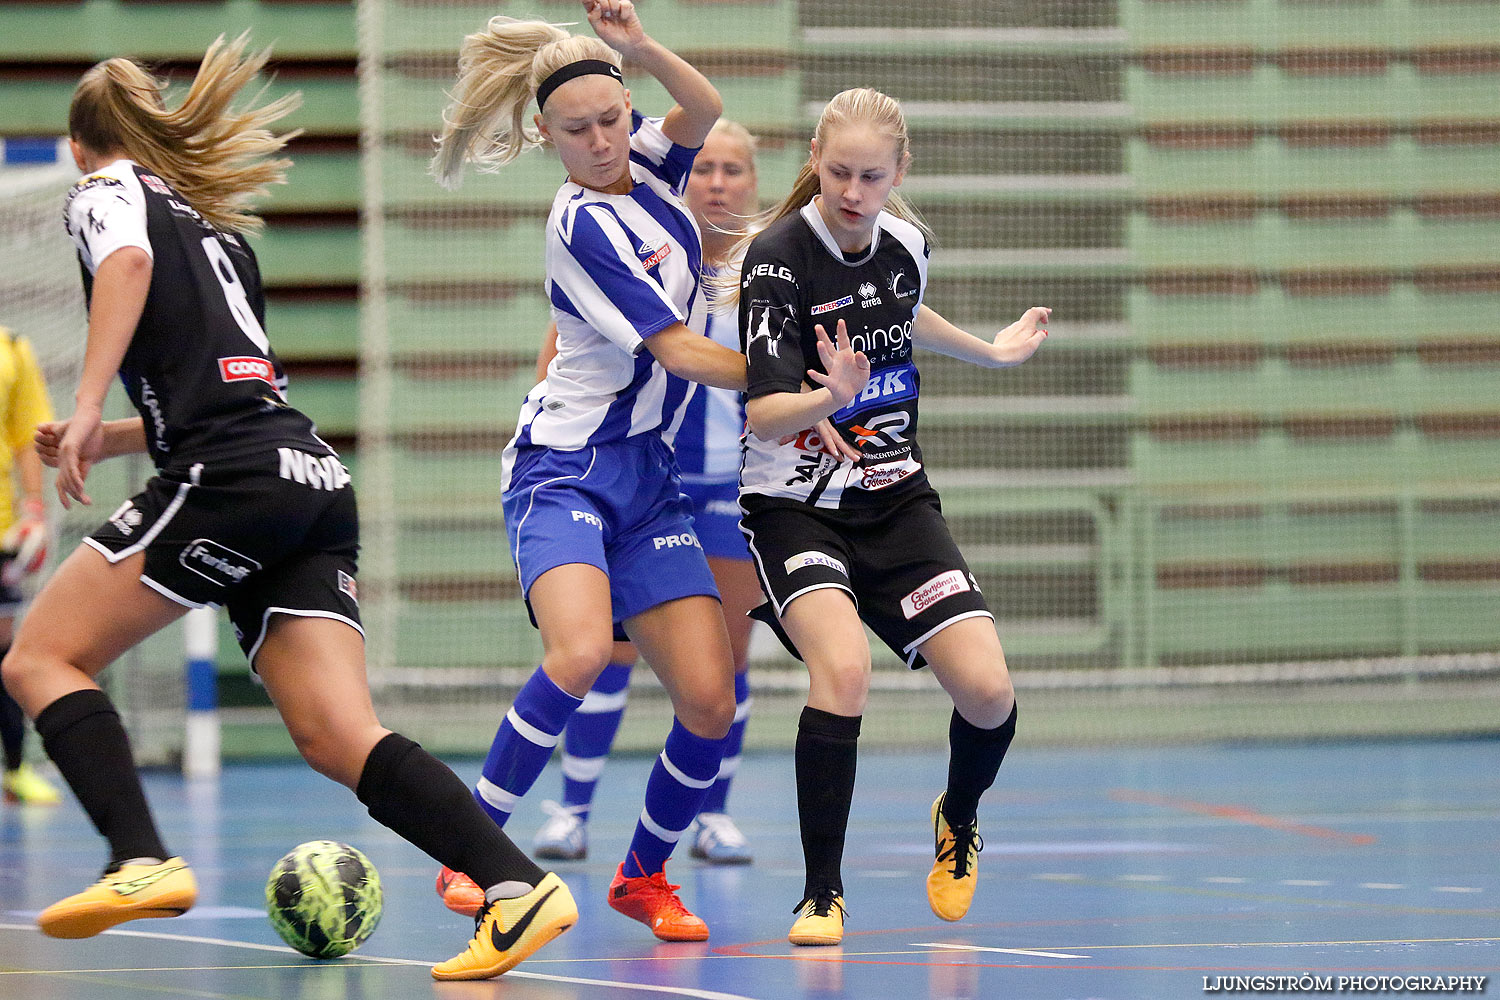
[
  {"x1": 740, "y1": 484, "x2": 992, "y2": 669},
  {"x1": 86, "y1": 454, "x2": 361, "y2": 664}
]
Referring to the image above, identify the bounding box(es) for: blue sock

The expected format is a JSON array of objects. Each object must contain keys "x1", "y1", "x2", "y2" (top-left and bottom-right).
[
  {"x1": 475, "y1": 666, "x2": 583, "y2": 827},
  {"x1": 699, "y1": 672, "x2": 750, "y2": 815},
  {"x1": 623, "y1": 718, "x2": 725, "y2": 877},
  {"x1": 560, "y1": 662, "x2": 633, "y2": 821}
]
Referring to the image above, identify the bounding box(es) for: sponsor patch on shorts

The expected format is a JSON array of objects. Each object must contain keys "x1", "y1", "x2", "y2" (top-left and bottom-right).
[
  {"x1": 179, "y1": 539, "x2": 260, "y2": 587},
  {"x1": 784, "y1": 550, "x2": 847, "y2": 576},
  {"x1": 338, "y1": 570, "x2": 358, "y2": 605},
  {"x1": 900, "y1": 569, "x2": 970, "y2": 619}
]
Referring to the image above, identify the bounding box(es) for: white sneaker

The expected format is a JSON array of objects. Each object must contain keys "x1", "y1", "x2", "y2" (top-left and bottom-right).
[
  {"x1": 532, "y1": 801, "x2": 587, "y2": 861},
  {"x1": 689, "y1": 812, "x2": 752, "y2": 865}
]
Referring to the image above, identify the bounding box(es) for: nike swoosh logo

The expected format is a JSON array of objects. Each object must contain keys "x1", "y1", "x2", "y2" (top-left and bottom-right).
[{"x1": 490, "y1": 886, "x2": 558, "y2": 953}]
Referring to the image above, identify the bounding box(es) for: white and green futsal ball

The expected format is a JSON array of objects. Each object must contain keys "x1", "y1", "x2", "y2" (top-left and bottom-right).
[{"x1": 266, "y1": 840, "x2": 383, "y2": 959}]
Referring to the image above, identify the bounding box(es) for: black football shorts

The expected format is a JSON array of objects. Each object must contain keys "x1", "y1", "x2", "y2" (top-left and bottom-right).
[
  {"x1": 740, "y1": 484, "x2": 992, "y2": 668},
  {"x1": 87, "y1": 460, "x2": 362, "y2": 663}
]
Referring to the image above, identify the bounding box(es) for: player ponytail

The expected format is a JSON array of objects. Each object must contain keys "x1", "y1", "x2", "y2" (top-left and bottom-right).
[
  {"x1": 430, "y1": 17, "x2": 623, "y2": 189},
  {"x1": 714, "y1": 87, "x2": 931, "y2": 308},
  {"x1": 68, "y1": 34, "x2": 300, "y2": 235}
]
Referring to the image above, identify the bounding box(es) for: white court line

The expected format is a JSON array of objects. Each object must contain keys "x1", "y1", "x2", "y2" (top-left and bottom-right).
[
  {"x1": 0, "y1": 923, "x2": 761, "y2": 1000},
  {"x1": 913, "y1": 941, "x2": 1090, "y2": 960}
]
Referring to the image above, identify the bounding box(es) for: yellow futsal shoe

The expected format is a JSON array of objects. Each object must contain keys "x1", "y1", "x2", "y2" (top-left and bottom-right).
[
  {"x1": 432, "y1": 871, "x2": 577, "y2": 981},
  {"x1": 926, "y1": 793, "x2": 983, "y2": 922},
  {"x1": 38, "y1": 857, "x2": 197, "y2": 938},
  {"x1": 2, "y1": 763, "x2": 61, "y2": 805},
  {"x1": 788, "y1": 890, "x2": 846, "y2": 946}
]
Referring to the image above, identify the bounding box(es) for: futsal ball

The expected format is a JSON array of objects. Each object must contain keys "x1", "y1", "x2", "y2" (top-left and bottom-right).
[{"x1": 265, "y1": 840, "x2": 383, "y2": 959}]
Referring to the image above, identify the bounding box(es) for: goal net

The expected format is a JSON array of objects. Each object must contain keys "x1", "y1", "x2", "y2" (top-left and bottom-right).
[
  {"x1": 0, "y1": 144, "x2": 184, "y2": 765},
  {"x1": 353, "y1": 0, "x2": 1500, "y2": 751}
]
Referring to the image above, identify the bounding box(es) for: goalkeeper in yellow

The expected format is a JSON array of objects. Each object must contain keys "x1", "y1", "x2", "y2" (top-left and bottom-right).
[{"x1": 0, "y1": 326, "x2": 60, "y2": 805}]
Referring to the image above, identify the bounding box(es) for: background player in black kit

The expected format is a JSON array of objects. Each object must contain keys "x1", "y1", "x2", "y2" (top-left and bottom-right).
[
  {"x1": 0, "y1": 37, "x2": 575, "y2": 980},
  {"x1": 723, "y1": 87, "x2": 1050, "y2": 946}
]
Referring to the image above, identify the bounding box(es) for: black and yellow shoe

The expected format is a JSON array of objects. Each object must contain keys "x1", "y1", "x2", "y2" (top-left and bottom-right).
[
  {"x1": 926, "y1": 793, "x2": 983, "y2": 922},
  {"x1": 38, "y1": 857, "x2": 197, "y2": 938},
  {"x1": 788, "y1": 889, "x2": 846, "y2": 946},
  {"x1": 431, "y1": 871, "x2": 577, "y2": 981}
]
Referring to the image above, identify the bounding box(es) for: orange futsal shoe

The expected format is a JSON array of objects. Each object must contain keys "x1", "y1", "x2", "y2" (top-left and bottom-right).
[
  {"x1": 436, "y1": 865, "x2": 485, "y2": 918},
  {"x1": 607, "y1": 861, "x2": 709, "y2": 941},
  {"x1": 431, "y1": 872, "x2": 577, "y2": 981},
  {"x1": 39, "y1": 857, "x2": 197, "y2": 939}
]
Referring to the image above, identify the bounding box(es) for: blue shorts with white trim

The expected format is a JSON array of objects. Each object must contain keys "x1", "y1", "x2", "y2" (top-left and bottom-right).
[
  {"x1": 680, "y1": 478, "x2": 750, "y2": 561},
  {"x1": 503, "y1": 434, "x2": 719, "y2": 626}
]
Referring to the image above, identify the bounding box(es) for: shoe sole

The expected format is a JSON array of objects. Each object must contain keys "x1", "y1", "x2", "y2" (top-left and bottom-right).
[
  {"x1": 431, "y1": 910, "x2": 577, "y2": 981},
  {"x1": 39, "y1": 897, "x2": 194, "y2": 939},
  {"x1": 789, "y1": 931, "x2": 843, "y2": 946},
  {"x1": 608, "y1": 901, "x2": 711, "y2": 942}
]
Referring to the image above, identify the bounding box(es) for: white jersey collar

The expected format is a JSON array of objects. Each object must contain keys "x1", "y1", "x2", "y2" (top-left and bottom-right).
[{"x1": 801, "y1": 199, "x2": 882, "y2": 267}]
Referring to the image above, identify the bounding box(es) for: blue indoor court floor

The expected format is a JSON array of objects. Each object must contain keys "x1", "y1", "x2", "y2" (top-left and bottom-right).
[{"x1": 2, "y1": 739, "x2": 1496, "y2": 999}]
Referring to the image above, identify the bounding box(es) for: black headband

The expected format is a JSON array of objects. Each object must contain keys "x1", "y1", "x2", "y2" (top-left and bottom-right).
[{"x1": 536, "y1": 59, "x2": 624, "y2": 112}]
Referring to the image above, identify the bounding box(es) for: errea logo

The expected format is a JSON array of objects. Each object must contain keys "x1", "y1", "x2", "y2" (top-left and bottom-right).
[
  {"x1": 858, "y1": 282, "x2": 877, "y2": 299},
  {"x1": 858, "y1": 281, "x2": 882, "y2": 308}
]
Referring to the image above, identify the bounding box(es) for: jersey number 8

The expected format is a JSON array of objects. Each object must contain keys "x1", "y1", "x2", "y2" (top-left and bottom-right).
[{"x1": 201, "y1": 236, "x2": 271, "y2": 355}]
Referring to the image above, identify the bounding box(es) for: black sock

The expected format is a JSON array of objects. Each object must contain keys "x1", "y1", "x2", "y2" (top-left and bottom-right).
[
  {"x1": 796, "y1": 706, "x2": 861, "y2": 900},
  {"x1": 944, "y1": 701, "x2": 1018, "y2": 829},
  {"x1": 355, "y1": 732, "x2": 544, "y2": 891},
  {"x1": 35, "y1": 689, "x2": 167, "y2": 864},
  {"x1": 0, "y1": 646, "x2": 25, "y2": 770}
]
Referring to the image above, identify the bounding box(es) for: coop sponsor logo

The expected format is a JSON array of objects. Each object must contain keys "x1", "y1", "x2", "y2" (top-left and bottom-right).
[
  {"x1": 140, "y1": 173, "x2": 173, "y2": 196},
  {"x1": 900, "y1": 569, "x2": 971, "y2": 619},
  {"x1": 783, "y1": 551, "x2": 847, "y2": 577},
  {"x1": 277, "y1": 448, "x2": 351, "y2": 491},
  {"x1": 811, "y1": 295, "x2": 854, "y2": 316},
  {"x1": 180, "y1": 538, "x2": 260, "y2": 587},
  {"x1": 218, "y1": 356, "x2": 276, "y2": 386},
  {"x1": 338, "y1": 570, "x2": 358, "y2": 605}
]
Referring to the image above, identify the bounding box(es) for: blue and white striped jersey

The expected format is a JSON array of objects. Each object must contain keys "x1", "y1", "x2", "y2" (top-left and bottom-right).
[
  {"x1": 506, "y1": 113, "x2": 706, "y2": 462},
  {"x1": 672, "y1": 272, "x2": 745, "y2": 484}
]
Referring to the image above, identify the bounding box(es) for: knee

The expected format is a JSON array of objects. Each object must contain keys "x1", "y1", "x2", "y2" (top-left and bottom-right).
[
  {"x1": 674, "y1": 684, "x2": 735, "y2": 740},
  {"x1": 287, "y1": 723, "x2": 382, "y2": 789},
  {"x1": 812, "y1": 657, "x2": 870, "y2": 715},
  {"x1": 956, "y1": 664, "x2": 1015, "y2": 728},
  {"x1": 542, "y1": 639, "x2": 614, "y2": 696},
  {"x1": 1, "y1": 643, "x2": 42, "y2": 704}
]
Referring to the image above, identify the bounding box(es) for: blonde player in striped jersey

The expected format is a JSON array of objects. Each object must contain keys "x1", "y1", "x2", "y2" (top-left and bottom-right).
[{"x1": 430, "y1": 0, "x2": 865, "y2": 947}]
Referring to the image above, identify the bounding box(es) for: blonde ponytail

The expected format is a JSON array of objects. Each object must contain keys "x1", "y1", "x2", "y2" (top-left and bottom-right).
[
  {"x1": 68, "y1": 33, "x2": 300, "y2": 234},
  {"x1": 714, "y1": 87, "x2": 931, "y2": 308},
  {"x1": 430, "y1": 16, "x2": 621, "y2": 189}
]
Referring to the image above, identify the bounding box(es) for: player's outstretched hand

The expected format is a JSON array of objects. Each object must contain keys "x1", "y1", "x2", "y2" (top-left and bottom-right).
[
  {"x1": 584, "y1": 0, "x2": 646, "y2": 54},
  {"x1": 808, "y1": 320, "x2": 871, "y2": 410},
  {"x1": 992, "y1": 306, "x2": 1050, "y2": 366},
  {"x1": 50, "y1": 409, "x2": 106, "y2": 509}
]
